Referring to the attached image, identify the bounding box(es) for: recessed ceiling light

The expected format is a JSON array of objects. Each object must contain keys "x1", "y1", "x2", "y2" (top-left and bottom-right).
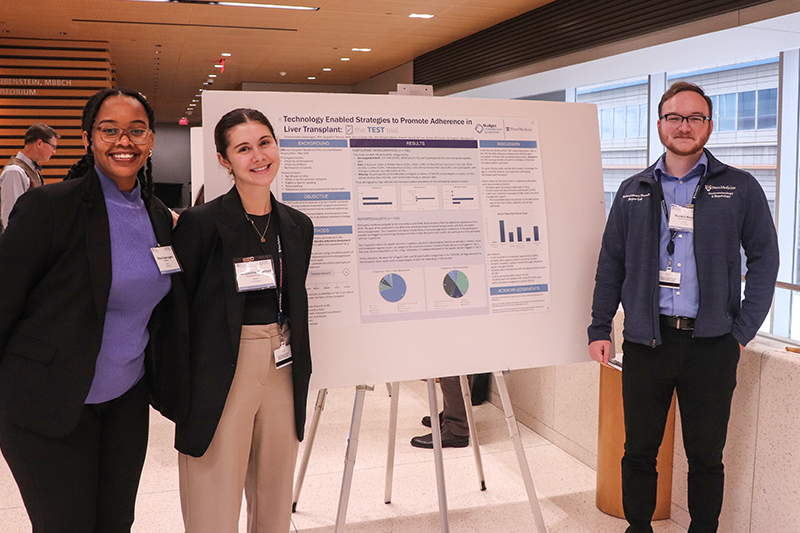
[
  {"x1": 190, "y1": 103, "x2": 197, "y2": 107},
  {"x1": 322, "y1": 68, "x2": 331, "y2": 72},
  {"x1": 122, "y1": 0, "x2": 318, "y2": 7},
  {"x1": 308, "y1": 76, "x2": 315, "y2": 80},
  {"x1": 214, "y1": 64, "x2": 223, "y2": 68},
  {"x1": 216, "y1": 1, "x2": 318, "y2": 9},
  {"x1": 341, "y1": 57, "x2": 350, "y2": 61},
  {"x1": 351, "y1": 48, "x2": 371, "y2": 52},
  {"x1": 208, "y1": 74, "x2": 217, "y2": 78},
  {"x1": 409, "y1": 13, "x2": 434, "y2": 18},
  {"x1": 221, "y1": 53, "x2": 232, "y2": 57},
  {"x1": 280, "y1": 72, "x2": 287, "y2": 76}
]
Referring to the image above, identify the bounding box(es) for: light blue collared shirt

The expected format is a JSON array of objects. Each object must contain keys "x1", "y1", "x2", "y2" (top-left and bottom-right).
[{"x1": 656, "y1": 152, "x2": 707, "y2": 319}]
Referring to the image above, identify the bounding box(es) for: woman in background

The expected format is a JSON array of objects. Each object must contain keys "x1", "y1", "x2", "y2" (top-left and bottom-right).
[
  {"x1": 0, "y1": 87, "x2": 185, "y2": 532},
  {"x1": 172, "y1": 108, "x2": 313, "y2": 533}
]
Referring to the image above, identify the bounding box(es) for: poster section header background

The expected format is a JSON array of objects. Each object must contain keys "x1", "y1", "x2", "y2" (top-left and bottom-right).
[{"x1": 201, "y1": 91, "x2": 605, "y2": 389}]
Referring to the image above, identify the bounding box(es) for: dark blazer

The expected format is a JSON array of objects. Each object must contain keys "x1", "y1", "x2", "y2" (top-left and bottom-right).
[
  {"x1": 0, "y1": 169, "x2": 187, "y2": 438},
  {"x1": 171, "y1": 186, "x2": 313, "y2": 457}
]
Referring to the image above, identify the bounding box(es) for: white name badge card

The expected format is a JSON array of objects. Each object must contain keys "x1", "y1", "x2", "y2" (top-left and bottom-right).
[
  {"x1": 274, "y1": 342, "x2": 293, "y2": 368},
  {"x1": 659, "y1": 269, "x2": 681, "y2": 289},
  {"x1": 668, "y1": 204, "x2": 694, "y2": 232},
  {"x1": 151, "y1": 246, "x2": 182, "y2": 275},
  {"x1": 234, "y1": 256, "x2": 277, "y2": 292}
]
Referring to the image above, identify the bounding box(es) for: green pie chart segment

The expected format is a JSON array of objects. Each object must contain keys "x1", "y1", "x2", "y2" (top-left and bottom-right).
[{"x1": 443, "y1": 270, "x2": 469, "y2": 298}]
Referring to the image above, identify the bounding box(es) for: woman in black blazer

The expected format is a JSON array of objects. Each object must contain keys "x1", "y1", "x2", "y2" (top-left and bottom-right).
[
  {"x1": 172, "y1": 108, "x2": 313, "y2": 533},
  {"x1": 0, "y1": 87, "x2": 186, "y2": 532}
]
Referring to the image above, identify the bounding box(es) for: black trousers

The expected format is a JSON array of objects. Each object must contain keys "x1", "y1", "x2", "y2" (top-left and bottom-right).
[
  {"x1": 0, "y1": 377, "x2": 150, "y2": 533},
  {"x1": 621, "y1": 325, "x2": 739, "y2": 533}
]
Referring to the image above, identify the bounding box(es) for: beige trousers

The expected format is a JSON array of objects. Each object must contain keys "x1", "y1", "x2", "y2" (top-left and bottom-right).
[{"x1": 179, "y1": 323, "x2": 298, "y2": 533}]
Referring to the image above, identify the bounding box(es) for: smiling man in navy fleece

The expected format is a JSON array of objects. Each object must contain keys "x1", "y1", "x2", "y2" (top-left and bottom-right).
[{"x1": 587, "y1": 81, "x2": 779, "y2": 533}]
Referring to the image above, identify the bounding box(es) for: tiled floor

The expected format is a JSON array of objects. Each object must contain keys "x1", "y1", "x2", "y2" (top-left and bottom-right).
[{"x1": 0, "y1": 379, "x2": 687, "y2": 532}]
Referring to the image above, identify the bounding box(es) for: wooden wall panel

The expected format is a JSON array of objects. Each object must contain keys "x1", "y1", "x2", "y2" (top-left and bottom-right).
[{"x1": 0, "y1": 38, "x2": 114, "y2": 181}]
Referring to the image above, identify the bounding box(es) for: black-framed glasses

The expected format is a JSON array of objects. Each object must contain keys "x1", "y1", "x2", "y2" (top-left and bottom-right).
[
  {"x1": 43, "y1": 140, "x2": 57, "y2": 150},
  {"x1": 660, "y1": 113, "x2": 711, "y2": 127},
  {"x1": 95, "y1": 126, "x2": 152, "y2": 144}
]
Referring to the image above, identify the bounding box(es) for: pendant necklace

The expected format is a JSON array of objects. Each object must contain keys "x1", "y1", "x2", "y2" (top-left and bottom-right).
[{"x1": 246, "y1": 212, "x2": 271, "y2": 243}]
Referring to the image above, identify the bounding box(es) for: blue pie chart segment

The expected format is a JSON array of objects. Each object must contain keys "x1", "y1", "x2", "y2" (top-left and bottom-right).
[
  {"x1": 443, "y1": 270, "x2": 469, "y2": 298},
  {"x1": 379, "y1": 273, "x2": 407, "y2": 303}
]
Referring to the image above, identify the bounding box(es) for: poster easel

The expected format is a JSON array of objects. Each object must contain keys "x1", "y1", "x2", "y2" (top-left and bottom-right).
[{"x1": 293, "y1": 371, "x2": 548, "y2": 533}]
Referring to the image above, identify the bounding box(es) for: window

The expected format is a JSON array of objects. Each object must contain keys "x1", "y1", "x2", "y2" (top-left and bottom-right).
[
  {"x1": 626, "y1": 105, "x2": 639, "y2": 137},
  {"x1": 738, "y1": 91, "x2": 756, "y2": 130},
  {"x1": 639, "y1": 103, "x2": 648, "y2": 137},
  {"x1": 716, "y1": 93, "x2": 737, "y2": 131},
  {"x1": 758, "y1": 88, "x2": 778, "y2": 129},
  {"x1": 600, "y1": 108, "x2": 613, "y2": 139},
  {"x1": 613, "y1": 107, "x2": 626, "y2": 138},
  {"x1": 577, "y1": 78, "x2": 649, "y2": 217}
]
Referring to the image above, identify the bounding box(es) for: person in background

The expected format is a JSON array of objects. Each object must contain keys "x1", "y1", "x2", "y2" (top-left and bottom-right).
[
  {"x1": 171, "y1": 108, "x2": 313, "y2": 533},
  {"x1": 0, "y1": 87, "x2": 185, "y2": 532},
  {"x1": 588, "y1": 82, "x2": 779, "y2": 533},
  {"x1": 0, "y1": 123, "x2": 60, "y2": 231},
  {"x1": 411, "y1": 376, "x2": 473, "y2": 448}
]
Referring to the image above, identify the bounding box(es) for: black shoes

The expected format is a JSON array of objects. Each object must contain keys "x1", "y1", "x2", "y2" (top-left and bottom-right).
[
  {"x1": 421, "y1": 411, "x2": 444, "y2": 428},
  {"x1": 410, "y1": 427, "x2": 469, "y2": 449}
]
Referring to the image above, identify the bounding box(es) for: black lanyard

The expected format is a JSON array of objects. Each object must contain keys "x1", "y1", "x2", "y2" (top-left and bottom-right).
[
  {"x1": 247, "y1": 213, "x2": 286, "y2": 327},
  {"x1": 656, "y1": 172, "x2": 703, "y2": 258}
]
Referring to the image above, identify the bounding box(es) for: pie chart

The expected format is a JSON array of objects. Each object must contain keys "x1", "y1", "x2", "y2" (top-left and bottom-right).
[
  {"x1": 443, "y1": 270, "x2": 469, "y2": 298},
  {"x1": 379, "y1": 273, "x2": 407, "y2": 303}
]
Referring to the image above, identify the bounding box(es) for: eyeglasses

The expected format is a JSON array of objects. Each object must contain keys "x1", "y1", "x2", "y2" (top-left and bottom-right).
[
  {"x1": 660, "y1": 113, "x2": 711, "y2": 127},
  {"x1": 95, "y1": 126, "x2": 152, "y2": 144},
  {"x1": 43, "y1": 140, "x2": 57, "y2": 151}
]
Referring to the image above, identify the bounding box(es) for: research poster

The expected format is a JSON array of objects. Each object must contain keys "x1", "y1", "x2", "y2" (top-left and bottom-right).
[
  {"x1": 277, "y1": 113, "x2": 550, "y2": 328},
  {"x1": 202, "y1": 92, "x2": 605, "y2": 389}
]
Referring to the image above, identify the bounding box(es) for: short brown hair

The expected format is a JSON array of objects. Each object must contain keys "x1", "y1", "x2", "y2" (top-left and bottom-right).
[
  {"x1": 658, "y1": 82, "x2": 713, "y2": 118},
  {"x1": 24, "y1": 123, "x2": 60, "y2": 145}
]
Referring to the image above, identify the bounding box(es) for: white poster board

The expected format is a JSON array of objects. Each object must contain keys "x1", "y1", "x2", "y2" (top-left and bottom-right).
[{"x1": 201, "y1": 91, "x2": 605, "y2": 389}]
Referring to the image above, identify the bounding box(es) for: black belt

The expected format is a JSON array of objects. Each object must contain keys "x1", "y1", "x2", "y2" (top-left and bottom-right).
[{"x1": 660, "y1": 315, "x2": 695, "y2": 330}]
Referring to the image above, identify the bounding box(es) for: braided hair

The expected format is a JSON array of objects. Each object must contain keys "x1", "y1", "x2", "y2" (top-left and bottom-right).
[{"x1": 66, "y1": 87, "x2": 156, "y2": 197}]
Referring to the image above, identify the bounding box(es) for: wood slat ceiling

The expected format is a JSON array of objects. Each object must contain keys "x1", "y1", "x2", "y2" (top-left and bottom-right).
[{"x1": 0, "y1": 0, "x2": 555, "y2": 124}]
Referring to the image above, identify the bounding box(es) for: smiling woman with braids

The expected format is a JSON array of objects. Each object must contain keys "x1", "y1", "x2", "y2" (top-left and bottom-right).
[{"x1": 0, "y1": 87, "x2": 187, "y2": 533}]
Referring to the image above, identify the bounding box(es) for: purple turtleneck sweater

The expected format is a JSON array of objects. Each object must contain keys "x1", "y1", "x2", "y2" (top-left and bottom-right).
[{"x1": 84, "y1": 168, "x2": 171, "y2": 404}]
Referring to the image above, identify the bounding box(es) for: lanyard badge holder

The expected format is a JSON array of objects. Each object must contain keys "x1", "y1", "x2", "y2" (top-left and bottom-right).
[
  {"x1": 657, "y1": 177, "x2": 700, "y2": 290},
  {"x1": 236, "y1": 213, "x2": 293, "y2": 368},
  {"x1": 272, "y1": 233, "x2": 293, "y2": 368}
]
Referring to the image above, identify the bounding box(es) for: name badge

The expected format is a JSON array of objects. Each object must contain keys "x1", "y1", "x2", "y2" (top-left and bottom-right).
[
  {"x1": 659, "y1": 269, "x2": 681, "y2": 289},
  {"x1": 274, "y1": 342, "x2": 293, "y2": 368},
  {"x1": 150, "y1": 245, "x2": 182, "y2": 274},
  {"x1": 234, "y1": 256, "x2": 276, "y2": 292},
  {"x1": 668, "y1": 204, "x2": 694, "y2": 232}
]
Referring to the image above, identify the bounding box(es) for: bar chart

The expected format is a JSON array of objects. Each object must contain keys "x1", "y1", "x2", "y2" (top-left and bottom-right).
[
  {"x1": 401, "y1": 185, "x2": 439, "y2": 211},
  {"x1": 443, "y1": 185, "x2": 480, "y2": 210},
  {"x1": 358, "y1": 186, "x2": 397, "y2": 212},
  {"x1": 496, "y1": 219, "x2": 540, "y2": 244}
]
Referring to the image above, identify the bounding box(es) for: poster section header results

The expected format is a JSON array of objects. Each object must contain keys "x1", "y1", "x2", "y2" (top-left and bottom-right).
[{"x1": 275, "y1": 111, "x2": 551, "y2": 328}]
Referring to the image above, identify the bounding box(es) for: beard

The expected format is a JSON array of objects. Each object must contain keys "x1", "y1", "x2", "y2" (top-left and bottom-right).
[{"x1": 658, "y1": 127, "x2": 711, "y2": 157}]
